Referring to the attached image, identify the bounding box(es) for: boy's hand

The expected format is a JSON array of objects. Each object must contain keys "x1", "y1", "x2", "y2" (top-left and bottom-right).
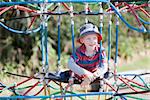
[
  {"x1": 81, "y1": 75, "x2": 96, "y2": 88},
  {"x1": 93, "y1": 68, "x2": 103, "y2": 78},
  {"x1": 81, "y1": 77, "x2": 91, "y2": 88}
]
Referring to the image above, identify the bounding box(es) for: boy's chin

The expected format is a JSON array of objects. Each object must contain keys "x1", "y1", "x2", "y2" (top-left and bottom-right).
[
  {"x1": 88, "y1": 45, "x2": 96, "y2": 47},
  {"x1": 86, "y1": 45, "x2": 96, "y2": 49}
]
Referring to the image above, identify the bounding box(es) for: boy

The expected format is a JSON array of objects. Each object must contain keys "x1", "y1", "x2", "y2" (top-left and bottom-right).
[{"x1": 67, "y1": 22, "x2": 108, "y2": 88}]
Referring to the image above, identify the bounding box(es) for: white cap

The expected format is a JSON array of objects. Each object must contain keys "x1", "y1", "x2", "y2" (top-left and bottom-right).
[{"x1": 77, "y1": 23, "x2": 102, "y2": 44}]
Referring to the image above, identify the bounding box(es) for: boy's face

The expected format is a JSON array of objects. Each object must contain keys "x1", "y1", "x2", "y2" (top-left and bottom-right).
[{"x1": 80, "y1": 33, "x2": 98, "y2": 47}]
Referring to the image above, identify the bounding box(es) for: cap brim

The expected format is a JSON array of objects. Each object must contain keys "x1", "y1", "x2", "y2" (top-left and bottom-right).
[{"x1": 77, "y1": 32, "x2": 102, "y2": 44}]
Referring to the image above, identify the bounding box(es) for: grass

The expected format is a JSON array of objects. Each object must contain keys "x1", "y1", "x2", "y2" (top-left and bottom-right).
[{"x1": 117, "y1": 55, "x2": 150, "y2": 72}]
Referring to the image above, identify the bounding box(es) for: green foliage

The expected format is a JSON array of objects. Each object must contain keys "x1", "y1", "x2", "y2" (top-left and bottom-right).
[
  {"x1": 119, "y1": 37, "x2": 134, "y2": 59},
  {"x1": 0, "y1": 3, "x2": 150, "y2": 76},
  {"x1": 4, "y1": 62, "x2": 18, "y2": 73}
]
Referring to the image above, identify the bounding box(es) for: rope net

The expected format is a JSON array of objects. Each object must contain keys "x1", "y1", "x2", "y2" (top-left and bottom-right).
[{"x1": 0, "y1": 0, "x2": 150, "y2": 100}]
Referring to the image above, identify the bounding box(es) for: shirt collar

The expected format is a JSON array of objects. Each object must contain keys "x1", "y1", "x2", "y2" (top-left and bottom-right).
[{"x1": 79, "y1": 44, "x2": 86, "y2": 54}]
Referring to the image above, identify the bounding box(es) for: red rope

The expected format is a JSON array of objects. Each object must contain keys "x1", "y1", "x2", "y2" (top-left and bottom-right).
[
  {"x1": 10, "y1": 77, "x2": 33, "y2": 89},
  {"x1": 0, "y1": 87, "x2": 3, "y2": 90},
  {"x1": 62, "y1": 3, "x2": 70, "y2": 11},
  {"x1": 139, "y1": 7, "x2": 150, "y2": 18},
  {"x1": 125, "y1": 3, "x2": 150, "y2": 18},
  {"x1": 118, "y1": 77, "x2": 138, "y2": 92},
  {"x1": 34, "y1": 80, "x2": 51, "y2": 96},
  {"x1": 107, "y1": 2, "x2": 123, "y2": 12},
  {"x1": 16, "y1": 5, "x2": 36, "y2": 13},
  {"x1": 124, "y1": 3, "x2": 142, "y2": 27},
  {"x1": 28, "y1": 16, "x2": 37, "y2": 28},
  {"x1": 121, "y1": 77, "x2": 145, "y2": 87},
  {"x1": 34, "y1": 86, "x2": 45, "y2": 96},
  {"x1": 0, "y1": 7, "x2": 7, "y2": 11},
  {"x1": 23, "y1": 81, "x2": 40, "y2": 95},
  {"x1": 104, "y1": 80, "x2": 117, "y2": 92},
  {"x1": 0, "y1": 6, "x2": 14, "y2": 15}
]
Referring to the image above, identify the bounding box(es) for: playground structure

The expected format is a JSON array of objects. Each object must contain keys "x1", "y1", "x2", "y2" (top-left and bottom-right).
[{"x1": 0, "y1": 0, "x2": 150, "y2": 100}]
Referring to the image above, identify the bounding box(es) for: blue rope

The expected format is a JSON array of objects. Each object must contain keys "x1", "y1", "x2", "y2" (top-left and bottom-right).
[
  {"x1": 138, "y1": 17, "x2": 150, "y2": 33},
  {"x1": 120, "y1": 95, "x2": 128, "y2": 100},
  {"x1": 40, "y1": 23, "x2": 49, "y2": 70},
  {"x1": 71, "y1": 20, "x2": 76, "y2": 60},
  {"x1": 0, "y1": 0, "x2": 109, "y2": 5},
  {"x1": 57, "y1": 16, "x2": 61, "y2": 65},
  {"x1": 99, "y1": 24, "x2": 103, "y2": 34},
  {"x1": 137, "y1": 75, "x2": 149, "y2": 88},
  {"x1": 109, "y1": 3, "x2": 147, "y2": 33},
  {"x1": 0, "y1": 22, "x2": 41, "y2": 34},
  {"x1": 118, "y1": 73, "x2": 149, "y2": 76},
  {"x1": 138, "y1": 16, "x2": 150, "y2": 25},
  {"x1": 45, "y1": 25, "x2": 49, "y2": 66},
  {"x1": 0, "y1": 82, "x2": 5, "y2": 87},
  {"x1": 41, "y1": 24, "x2": 45, "y2": 65},
  {"x1": 99, "y1": 25, "x2": 103, "y2": 67},
  {"x1": 115, "y1": 22, "x2": 119, "y2": 64},
  {"x1": 0, "y1": 92, "x2": 114, "y2": 99}
]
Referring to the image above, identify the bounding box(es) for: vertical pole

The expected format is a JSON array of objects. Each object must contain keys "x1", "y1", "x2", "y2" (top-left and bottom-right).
[
  {"x1": 70, "y1": 3, "x2": 75, "y2": 100},
  {"x1": 105, "y1": 2, "x2": 112, "y2": 99},
  {"x1": 114, "y1": 24, "x2": 118, "y2": 81},
  {"x1": 107, "y1": 14, "x2": 112, "y2": 69},
  {"x1": 40, "y1": 1, "x2": 50, "y2": 97},
  {"x1": 113, "y1": 3, "x2": 119, "y2": 99},
  {"x1": 45, "y1": 23, "x2": 48, "y2": 71},
  {"x1": 84, "y1": 3, "x2": 89, "y2": 100},
  {"x1": 57, "y1": 3, "x2": 62, "y2": 75},
  {"x1": 98, "y1": 2, "x2": 103, "y2": 100},
  {"x1": 40, "y1": 2, "x2": 49, "y2": 73},
  {"x1": 114, "y1": 2, "x2": 119, "y2": 83},
  {"x1": 70, "y1": 4, "x2": 76, "y2": 61},
  {"x1": 99, "y1": 2, "x2": 103, "y2": 68}
]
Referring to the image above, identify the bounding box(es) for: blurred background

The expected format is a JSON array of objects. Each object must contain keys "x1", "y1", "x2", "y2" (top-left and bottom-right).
[{"x1": 0, "y1": 2, "x2": 150, "y2": 80}]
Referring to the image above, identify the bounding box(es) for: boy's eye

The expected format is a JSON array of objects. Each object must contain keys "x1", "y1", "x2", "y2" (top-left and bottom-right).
[
  {"x1": 87, "y1": 38, "x2": 91, "y2": 40},
  {"x1": 86, "y1": 37, "x2": 97, "y2": 40},
  {"x1": 93, "y1": 37, "x2": 97, "y2": 39}
]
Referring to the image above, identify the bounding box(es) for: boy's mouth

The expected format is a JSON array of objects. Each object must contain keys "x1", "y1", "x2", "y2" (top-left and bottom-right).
[{"x1": 88, "y1": 44, "x2": 96, "y2": 47}]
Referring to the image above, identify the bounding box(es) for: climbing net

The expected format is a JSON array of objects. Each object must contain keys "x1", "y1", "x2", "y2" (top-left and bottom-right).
[{"x1": 0, "y1": 0, "x2": 150, "y2": 100}]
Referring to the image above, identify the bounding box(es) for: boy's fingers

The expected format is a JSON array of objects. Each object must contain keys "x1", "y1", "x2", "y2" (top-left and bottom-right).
[
  {"x1": 80, "y1": 83, "x2": 89, "y2": 88},
  {"x1": 80, "y1": 78, "x2": 91, "y2": 88}
]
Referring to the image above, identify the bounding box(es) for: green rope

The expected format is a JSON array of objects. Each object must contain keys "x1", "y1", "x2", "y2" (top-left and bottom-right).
[
  {"x1": 12, "y1": 84, "x2": 59, "y2": 91},
  {"x1": 126, "y1": 95, "x2": 149, "y2": 100},
  {"x1": 40, "y1": 91, "x2": 85, "y2": 100}
]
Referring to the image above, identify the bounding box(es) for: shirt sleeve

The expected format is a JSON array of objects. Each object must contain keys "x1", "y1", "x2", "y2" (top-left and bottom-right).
[
  {"x1": 68, "y1": 57, "x2": 94, "y2": 78},
  {"x1": 94, "y1": 63, "x2": 108, "y2": 78}
]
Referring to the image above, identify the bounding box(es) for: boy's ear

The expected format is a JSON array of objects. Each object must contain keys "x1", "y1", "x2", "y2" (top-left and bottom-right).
[{"x1": 79, "y1": 38, "x2": 84, "y2": 44}]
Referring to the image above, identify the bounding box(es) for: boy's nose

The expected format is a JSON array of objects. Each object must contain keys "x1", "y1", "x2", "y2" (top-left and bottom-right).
[
  {"x1": 90, "y1": 41, "x2": 96, "y2": 45},
  {"x1": 91, "y1": 40, "x2": 97, "y2": 43}
]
